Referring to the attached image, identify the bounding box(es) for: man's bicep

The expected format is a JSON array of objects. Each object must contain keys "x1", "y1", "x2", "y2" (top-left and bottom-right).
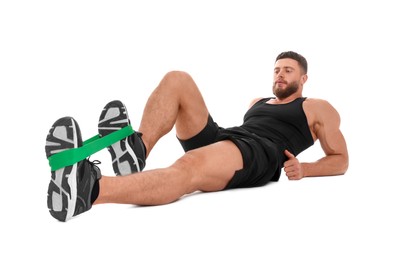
[
  {"x1": 319, "y1": 128, "x2": 348, "y2": 156},
  {"x1": 317, "y1": 104, "x2": 347, "y2": 156}
]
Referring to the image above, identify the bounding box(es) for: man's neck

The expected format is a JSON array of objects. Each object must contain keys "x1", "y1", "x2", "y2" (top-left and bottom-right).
[{"x1": 268, "y1": 94, "x2": 303, "y2": 104}]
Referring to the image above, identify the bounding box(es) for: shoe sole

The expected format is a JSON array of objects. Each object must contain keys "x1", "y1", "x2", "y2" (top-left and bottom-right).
[
  {"x1": 98, "y1": 100, "x2": 141, "y2": 175},
  {"x1": 45, "y1": 117, "x2": 81, "y2": 222}
]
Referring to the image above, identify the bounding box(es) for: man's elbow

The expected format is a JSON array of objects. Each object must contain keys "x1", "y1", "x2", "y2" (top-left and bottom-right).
[{"x1": 338, "y1": 155, "x2": 349, "y2": 175}]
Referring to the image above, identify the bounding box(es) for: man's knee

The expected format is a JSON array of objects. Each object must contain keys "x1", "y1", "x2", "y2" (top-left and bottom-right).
[
  {"x1": 173, "y1": 152, "x2": 200, "y2": 173},
  {"x1": 162, "y1": 71, "x2": 197, "y2": 91},
  {"x1": 164, "y1": 70, "x2": 192, "y2": 82},
  {"x1": 171, "y1": 152, "x2": 203, "y2": 192}
]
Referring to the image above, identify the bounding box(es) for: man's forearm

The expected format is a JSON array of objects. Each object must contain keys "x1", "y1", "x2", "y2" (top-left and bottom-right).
[{"x1": 301, "y1": 154, "x2": 349, "y2": 177}]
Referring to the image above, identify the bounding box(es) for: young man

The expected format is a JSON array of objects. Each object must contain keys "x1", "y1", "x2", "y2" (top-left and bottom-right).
[{"x1": 45, "y1": 51, "x2": 349, "y2": 222}]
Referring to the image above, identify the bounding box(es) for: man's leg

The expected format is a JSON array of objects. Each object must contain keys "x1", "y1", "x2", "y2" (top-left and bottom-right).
[
  {"x1": 138, "y1": 71, "x2": 210, "y2": 157},
  {"x1": 95, "y1": 71, "x2": 240, "y2": 206},
  {"x1": 94, "y1": 140, "x2": 243, "y2": 206}
]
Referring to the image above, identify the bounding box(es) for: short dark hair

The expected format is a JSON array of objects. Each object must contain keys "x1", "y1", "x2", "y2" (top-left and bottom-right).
[{"x1": 276, "y1": 51, "x2": 308, "y2": 74}]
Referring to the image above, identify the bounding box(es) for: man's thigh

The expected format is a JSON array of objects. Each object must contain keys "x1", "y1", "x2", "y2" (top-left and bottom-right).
[{"x1": 180, "y1": 140, "x2": 243, "y2": 192}]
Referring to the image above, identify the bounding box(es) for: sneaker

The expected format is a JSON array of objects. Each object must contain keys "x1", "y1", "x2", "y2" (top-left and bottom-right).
[
  {"x1": 98, "y1": 100, "x2": 146, "y2": 176},
  {"x1": 45, "y1": 117, "x2": 101, "y2": 222}
]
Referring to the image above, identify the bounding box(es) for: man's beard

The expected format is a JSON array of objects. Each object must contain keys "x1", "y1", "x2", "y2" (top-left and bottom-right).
[{"x1": 273, "y1": 81, "x2": 299, "y2": 99}]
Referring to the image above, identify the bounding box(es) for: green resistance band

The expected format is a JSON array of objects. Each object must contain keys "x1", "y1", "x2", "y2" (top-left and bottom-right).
[{"x1": 48, "y1": 125, "x2": 134, "y2": 171}]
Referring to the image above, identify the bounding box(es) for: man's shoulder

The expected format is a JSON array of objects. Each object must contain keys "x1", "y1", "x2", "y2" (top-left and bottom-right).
[
  {"x1": 249, "y1": 97, "x2": 272, "y2": 108},
  {"x1": 304, "y1": 98, "x2": 339, "y2": 118},
  {"x1": 304, "y1": 97, "x2": 328, "y2": 103},
  {"x1": 304, "y1": 98, "x2": 333, "y2": 109}
]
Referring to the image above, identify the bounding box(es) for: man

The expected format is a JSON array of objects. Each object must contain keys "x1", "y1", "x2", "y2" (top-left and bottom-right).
[{"x1": 45, "y1": 51, "x2": 349, "y2": 222}]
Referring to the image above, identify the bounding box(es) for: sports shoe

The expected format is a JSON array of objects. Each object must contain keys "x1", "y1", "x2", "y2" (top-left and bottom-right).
[
  {"x1": 98, "y1": 100, "x2": 146, "y2": 176},
  {"x1": 45, "y1": 117, "x2": 101, "y2": 222}
]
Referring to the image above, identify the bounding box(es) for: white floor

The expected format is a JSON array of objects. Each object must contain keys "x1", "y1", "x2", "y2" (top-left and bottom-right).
[{"x1": 1, "y1": 1, "x2": 394, "y2": 259}]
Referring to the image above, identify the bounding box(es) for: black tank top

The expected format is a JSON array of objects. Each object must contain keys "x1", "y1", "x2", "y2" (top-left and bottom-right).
[{"x1": 241, "y1": 97, "x2": 314, "y2": 158}]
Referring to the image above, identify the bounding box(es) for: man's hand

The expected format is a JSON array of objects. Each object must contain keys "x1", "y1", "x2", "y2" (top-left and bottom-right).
[{"x1": 283, "y1": 150, "x2": 304, "y2": 180}]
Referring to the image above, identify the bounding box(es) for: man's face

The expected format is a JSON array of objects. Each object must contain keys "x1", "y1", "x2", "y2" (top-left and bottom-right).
[{"x1": 272, "y1": 58, "x2": 306, "y2": 99}]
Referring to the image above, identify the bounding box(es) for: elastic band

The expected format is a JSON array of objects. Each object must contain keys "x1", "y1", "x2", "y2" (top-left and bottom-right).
[{"x1": 48, "y1": 125, "x2": 134, "y2": 171}]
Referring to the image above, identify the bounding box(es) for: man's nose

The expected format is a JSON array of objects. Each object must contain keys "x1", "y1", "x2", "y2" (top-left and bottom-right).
[{"x1": 277, "y1": 72, "x2": 284, "y2": 79}]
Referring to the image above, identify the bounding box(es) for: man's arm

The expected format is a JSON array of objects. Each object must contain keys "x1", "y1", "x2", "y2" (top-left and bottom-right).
[{"x1": 283, "y1": 99, "x2": 349, "y2": 180}]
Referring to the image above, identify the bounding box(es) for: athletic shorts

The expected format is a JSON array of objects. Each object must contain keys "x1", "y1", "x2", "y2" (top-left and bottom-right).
[{"x1": 178, "y1": 115, "x2": 282, "y2": 190}]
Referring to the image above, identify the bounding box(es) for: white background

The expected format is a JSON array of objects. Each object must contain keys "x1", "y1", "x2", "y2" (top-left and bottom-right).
[{"x1": 1, "y1": 0, "x2": 394, "y2": 259}]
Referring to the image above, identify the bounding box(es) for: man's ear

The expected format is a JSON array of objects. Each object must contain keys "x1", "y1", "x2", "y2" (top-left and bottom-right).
[{"x1": 301, "y1": 74, "x2": 308, "y2": 85}]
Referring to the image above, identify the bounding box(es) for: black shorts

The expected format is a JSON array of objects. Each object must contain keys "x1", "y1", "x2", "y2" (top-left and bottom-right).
[{"x1": 178, "y1": 115, "x2": 281, "y2": 190}]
